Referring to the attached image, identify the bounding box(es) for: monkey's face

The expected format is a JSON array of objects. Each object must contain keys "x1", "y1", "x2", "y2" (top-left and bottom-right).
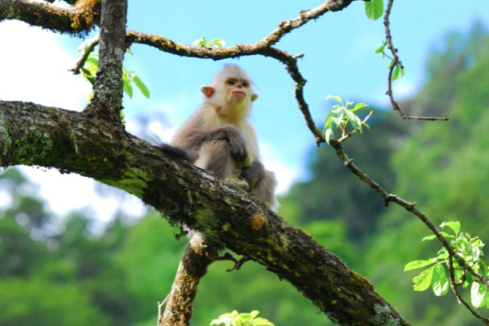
[
  {"x1": 225, "y1": 78, "x2": 250, "y2": 100},
  {"x1": 224, "y1": 78, "x2": 258, "y2": 104}
]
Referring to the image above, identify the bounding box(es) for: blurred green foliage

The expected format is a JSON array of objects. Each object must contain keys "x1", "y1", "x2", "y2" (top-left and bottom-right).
[{"x1": 1, "y1": 21, "x2": 489, "y2": 326}]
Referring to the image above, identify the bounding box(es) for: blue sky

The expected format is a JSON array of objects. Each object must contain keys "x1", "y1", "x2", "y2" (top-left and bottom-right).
[{"x1": 1, "y1": 0, "x2": 488, "y2": 221}]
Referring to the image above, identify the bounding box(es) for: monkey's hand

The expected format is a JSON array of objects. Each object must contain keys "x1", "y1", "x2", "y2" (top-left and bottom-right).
[{"x1": 240, "y1": 161, "x2": 266, "y2": 188}]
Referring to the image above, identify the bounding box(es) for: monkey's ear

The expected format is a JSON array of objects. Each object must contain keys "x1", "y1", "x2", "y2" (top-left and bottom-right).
[
  {"x1": 201, "y1": 86, "x2": 214, "y2": 98},
  {"x1": 252, "y1": 93, "x2": 259, "y2": 102}
]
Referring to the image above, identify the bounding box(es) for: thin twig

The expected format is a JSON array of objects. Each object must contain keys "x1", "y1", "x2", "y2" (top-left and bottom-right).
[
  {"x1": 329, "y1": 139, "x2": 489, "y2": 291},
  {"x1": 448, "y1": 255, "x2": 489, "y2": 325},
  {"x1": 383, "y1": 0, "x2": 448, "y2": 121},
  {"x1": 329, "y1": 139, "x2": 489, "y2": 323},
  {"x1": 157, "y1": 296, "x2": 169, "y2": 326},
  {"x1": 70, "y1": 34, "x2": 100, "y2": 74}
]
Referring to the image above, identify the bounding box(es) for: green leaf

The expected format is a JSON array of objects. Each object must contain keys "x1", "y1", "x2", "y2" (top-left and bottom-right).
[
  {"x1": 331, "y1": 112, "x2": 344, "y2": 127},
  {"x1": 193, "y1": 37, "x2": 207, "y2": 47},
  {"x1": 413, "y1": 266, "x2": 435, "y2": 291},
  {"x1": 123, "y1": 78, "x2": 133, "y2": 98},
  {"x1": 325, "y1": 128, "x2": 333, "y2": 145},
  {"x1": 480, "y1": 260, "x2": 488, "y2": 277},
  {"x1": 130, "y1": 73, "x2": 150, "y2": 98},
  {"x1": 344, "y1": 109, "x2": 358, "y2": 127},
  {"x1": 422, "y1": 235, "x2": 437, "y2": 241},
  {"x1": 405, "y1": 259, "x2": 437, "y2": 271},
  {"x1": 471, "y1": 282, "x2": 488, "y2": 308},
  {"x1": 440, "y1": 221, "x2": 461, "y2": 236},
  {"x1": 352, "y1": 103, "x2": 368, "y2": 112},
  {"x1": 252, "y1": 319, "x2": 275, "y2": 326},
  {"x1": 210, "y1": 39, "x2": 226, "y2": 48},
  {"x1": 422, "y1": 232, "x2": 454, "y2": 241},
  {"x1": 432, "y1": 264, "x2": 449, "y2": 296},
  {"x1": 326, "y1": 95, "x2": 343, "y2": 105},
  {"x1": 392, "y1": 64, "x2": 400, "y2": 81},
  {"x1": 375, "y1": 41, "x2": 387, "y2": 53},
  {"x1": 365, "y1": 0, "x2": 384, "y2": 20}
]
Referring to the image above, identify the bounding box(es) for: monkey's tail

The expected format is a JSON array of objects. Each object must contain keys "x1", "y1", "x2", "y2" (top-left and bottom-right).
[{"x1": 158, "y1": 144, "x2": 189, "y2": 161}]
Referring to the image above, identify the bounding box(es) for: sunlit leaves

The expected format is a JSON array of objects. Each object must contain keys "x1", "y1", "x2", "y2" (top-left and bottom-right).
[
  {"x1": 210, "y1": 310, "x2": 275, "y2": 326},
  {"x1": 441, "y1": 221, "x2": 461, "y2": 237},
  {"x1": 405, "y1": 221, "x2": 489, "y2": 308},
  {"x1": 78, "y1": 48, "x2": 150, "y2": 102},
  {"x1": 193, "y1": 37, "x2": 226, "y2": 48},
  {"x1": 375, "y1": 41, "x2": 406, "y2": 81},
  {"x1": 404, "y1": 259, "x2": 437, "y2": 271},
  {"x1": 365, "y1": 0, "x2": 384, "y2": 20},
  {"x1": 413, "y1": 266, "x2": 434, "y2": 291},
  {"x1": 432, "y1": 264, "x2": 450, "y2": 296},
  {"x1": 323, "y1": 95, "x2": 370, "y2": 144}
]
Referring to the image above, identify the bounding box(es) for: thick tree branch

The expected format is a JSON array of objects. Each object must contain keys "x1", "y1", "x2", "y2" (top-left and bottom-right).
[
  {"x1": 0, "y1": 100, "x2": 411, "y2": 326},
  {"x1": 160, "y1": 234, "x2": 215, "y2": 326},
  {"x1": 85, "y1": 0, "x2": 126, "y2": 122},
  {"x1": 0, "y1": 0, "x2": 100, "y2": 34}
]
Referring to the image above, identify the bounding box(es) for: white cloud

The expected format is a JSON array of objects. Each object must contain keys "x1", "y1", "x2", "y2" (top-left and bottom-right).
[
  {"x1": 19, "y1": 166, "x2": 146, "y2": 222},
  {"x1": 0, "y1": 21, "x2": 138, "y2": 221},
  {"x1": 0, "y1": 21, "x2": 90, "y2": 110},
  {"x1": 260, "y1": 142, "x2": 302, "y2": 195}
]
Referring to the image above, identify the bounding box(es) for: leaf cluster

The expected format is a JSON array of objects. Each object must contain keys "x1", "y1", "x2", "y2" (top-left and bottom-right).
[
  {"x1": 193, "y1": 37, "x2": 226, "y2": 48},
  {"x1": 78, "y1": 44, "x2": 150, "y2": 102},
  {"x1": 405, "y1": 221, "x2": 489, "y2": 308},
  {"x1": 210, "y1": 310, "x2": 274, "y2": 326},
  {"x1": 322, "y1": 95, "x2": 369, "y2": 144}
]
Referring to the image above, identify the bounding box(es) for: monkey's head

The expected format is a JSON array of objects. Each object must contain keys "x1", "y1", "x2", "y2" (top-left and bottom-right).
[{"x1": 201, "y1": 65, "x2": 258, "y2": 121}]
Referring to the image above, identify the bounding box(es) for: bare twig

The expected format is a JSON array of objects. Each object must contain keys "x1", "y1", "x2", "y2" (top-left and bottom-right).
[
  {"x1": 157, "y1": 296, "x2": 169, "y2": 326},
  {"x1": 383, "y1": 0, "x2": 448, "y2": 121}
]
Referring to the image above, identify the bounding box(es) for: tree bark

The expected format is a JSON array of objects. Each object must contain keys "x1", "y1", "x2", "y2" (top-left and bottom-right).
[{"x1": 160, "y1": 234, "x2": 214, "y2": 326}]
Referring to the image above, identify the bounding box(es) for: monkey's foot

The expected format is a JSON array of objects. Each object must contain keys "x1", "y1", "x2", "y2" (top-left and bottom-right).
[
  {"x1": 224, "y1": 177, "x2": 249, "y2": 191},
  {"x1": 205, "y1": 251, "x2": 250, "y2": 272}
]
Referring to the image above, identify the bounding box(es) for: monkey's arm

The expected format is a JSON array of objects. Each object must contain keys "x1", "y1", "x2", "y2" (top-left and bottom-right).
[{"x1": 183, "y1": 125, "x2": 248, "y2": 162}]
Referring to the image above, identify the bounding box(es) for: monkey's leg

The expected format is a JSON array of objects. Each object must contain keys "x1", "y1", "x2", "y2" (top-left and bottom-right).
[
  {"x1": 195, "y1": 140, "x2": 236, "y2": 179},
  {"x1": 242, "y1": 162, "x2": 278, "y2": 209},
  {"x1": 195, "y1": 140, "x2": 250, "y2": 191}
]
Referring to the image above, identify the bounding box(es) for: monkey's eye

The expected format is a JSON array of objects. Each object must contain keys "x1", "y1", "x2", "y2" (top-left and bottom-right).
[
  {"x1": 227, "y1": 79, "x2": 235, "y2": 85},
  {"x1": 242, "y1": 82, "x2": 249, "y2": 87}
]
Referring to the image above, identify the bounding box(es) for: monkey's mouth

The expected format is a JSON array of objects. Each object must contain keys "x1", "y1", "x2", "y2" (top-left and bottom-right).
[{"x1": 232, "y1": 91, "x2": 246, "y2": 98}]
